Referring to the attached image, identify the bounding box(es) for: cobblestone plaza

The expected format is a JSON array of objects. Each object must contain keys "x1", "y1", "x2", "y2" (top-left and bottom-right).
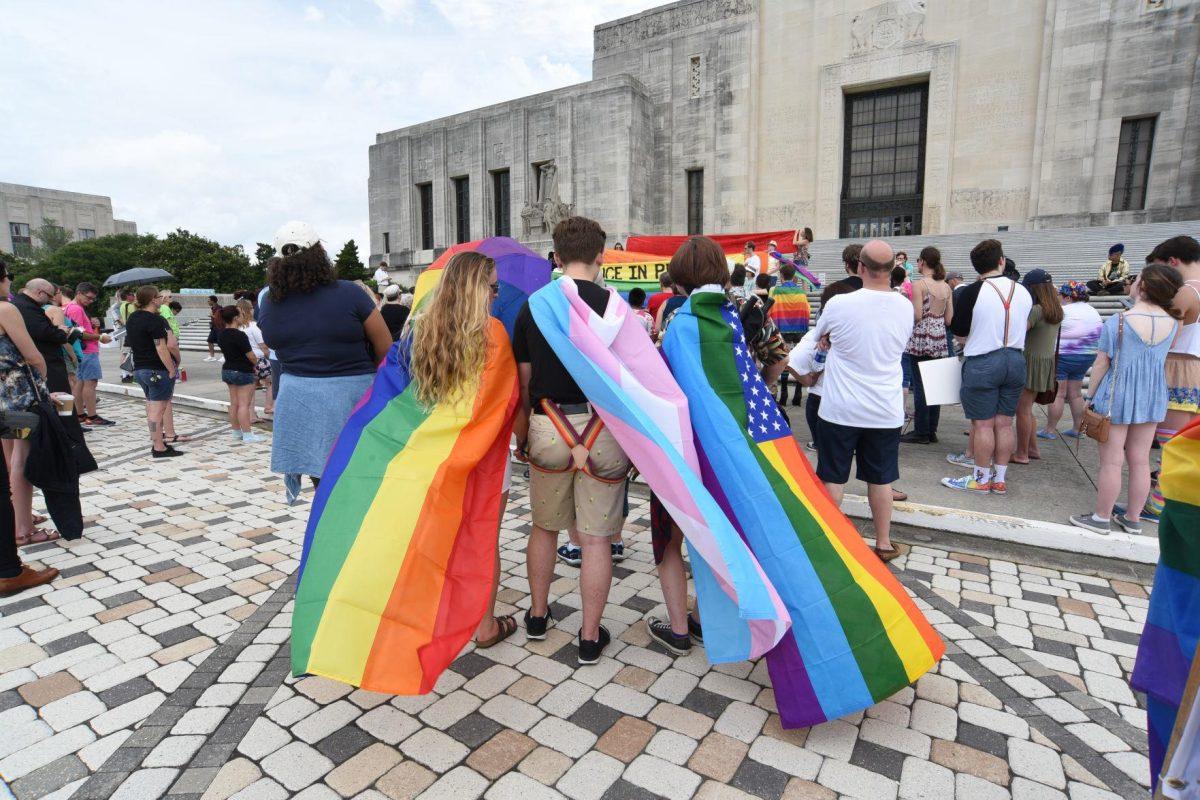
[{"x1": 0, "y1": 398, "x2": 1158, "y2": 799}]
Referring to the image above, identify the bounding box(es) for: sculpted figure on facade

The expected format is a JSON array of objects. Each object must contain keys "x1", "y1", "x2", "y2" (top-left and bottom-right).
[
  {"x1": 520, "y1": 162, "x2": 574, "y2": 238},
  {"x1": 849, "y1": 0, "x2": 926, "y2": 56}
]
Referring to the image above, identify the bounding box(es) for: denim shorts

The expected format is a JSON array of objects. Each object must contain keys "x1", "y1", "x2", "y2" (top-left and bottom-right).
[
  {"x1": 1056, "y1": 353, "x2": 1096, "y2": 382},
  {"x1": 134, "y1": 369, "x2": 175, "y2": 402},
  {"x1": 222, "y1": 370, "x2": 256, "y2": 386},
  {"x1": 77, "y1": 352, "x2": 102, "y2": 381},
  {"x1": 960, "y1": 348, "x2": 1025, "y2": 420}
]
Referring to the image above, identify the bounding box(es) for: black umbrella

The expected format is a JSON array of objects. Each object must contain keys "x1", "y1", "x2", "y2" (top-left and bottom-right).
[{"x1": 102, "y1": 267, "x2": 175, "y2": 288}]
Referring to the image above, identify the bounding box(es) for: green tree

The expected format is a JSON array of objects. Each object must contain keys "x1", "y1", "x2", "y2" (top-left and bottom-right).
[
  {"x1": 254, "y1": 242, "x2": 276, "y2": 267},
  {"x1": 140, "y1": 229, "x2": 260, "y2": 292},
  {"x1": 27, "y1": 233, "x2": 153, "y2": 291},
  {"x1": 32, "y1": 218, "x2": 73, "y2": 260},
  {"x1": 334, "y1": 240, "x2": 368, "y2": 281}
]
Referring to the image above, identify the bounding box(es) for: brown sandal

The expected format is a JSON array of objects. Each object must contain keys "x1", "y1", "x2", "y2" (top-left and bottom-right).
[
  {"x1": 32, "y1": 514, "x2": 48, "y2": 525},
  {"x1": 874, "y1": 546, "x2": 901, "y2": 563},
  {"x1": 475, "y1": 615, "x2": 517, "y2": 648},
  {"x1": 20, "y1": 528, "x2": 61, "y2": 546}
]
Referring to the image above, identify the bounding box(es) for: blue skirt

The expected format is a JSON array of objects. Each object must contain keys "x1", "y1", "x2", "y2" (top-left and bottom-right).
[{"x1": 271, "y1": 372, "x2": 373, "y2": 496}]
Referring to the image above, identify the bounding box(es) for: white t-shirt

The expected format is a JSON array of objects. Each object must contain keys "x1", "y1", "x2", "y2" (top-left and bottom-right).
[
  {"x1": 960, "y1": 277, "x2": 1033, "y2": 357},
  {"x1": 813, "y1": 289, "x2": 914, "y2": 428},
  {"x1": 786, "y1": 329, "x2": 823, "y2": 397},
  {"x1": 744, "y1": 254, "x2": 761, "y2": 277},
  {"x1": 245, "y1": 322, "x2": 266, "y2": 354}
]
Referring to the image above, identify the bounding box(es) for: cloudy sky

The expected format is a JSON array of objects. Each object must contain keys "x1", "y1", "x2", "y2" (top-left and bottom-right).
[{"x1": 0, "y1": 0, "x2": 655, "y2": 255}]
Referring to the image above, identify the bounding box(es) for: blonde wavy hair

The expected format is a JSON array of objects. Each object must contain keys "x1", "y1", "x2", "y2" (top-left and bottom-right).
[
  {"x1": 236, "y1": 298, "x2": 255, "y2": 328},
  {"x1": 410, "y1": 251, "x2": 496, "y2": 407}
]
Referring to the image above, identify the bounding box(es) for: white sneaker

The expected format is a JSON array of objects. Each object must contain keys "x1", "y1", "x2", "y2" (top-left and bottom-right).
[
  {"x1": 230, "y1": 429, "x2": 244, "y2": 439},
  {"x1": 203, "y1": 356, "x2": 216, "y2": 362},
  {"x1": 242, "y1": 433, "x2": 266, "y2": 443}
]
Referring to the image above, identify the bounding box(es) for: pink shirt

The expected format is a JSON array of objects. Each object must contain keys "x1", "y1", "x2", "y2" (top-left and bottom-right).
[{"x1": 64, "y1": 301, "x2": 98, "y2": 354}]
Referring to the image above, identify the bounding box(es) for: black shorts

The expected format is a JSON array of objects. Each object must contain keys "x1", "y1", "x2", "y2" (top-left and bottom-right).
[
  {"x1": 815, "y1": 419, "x2": 901, "y2": 486},
  {"x1": 207, "y1": 328, "x2": 219, "y2": 345}
]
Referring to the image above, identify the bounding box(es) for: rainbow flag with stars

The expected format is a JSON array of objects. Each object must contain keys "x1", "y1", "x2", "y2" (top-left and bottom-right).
[
  {"x1": 291, "y1": 237, "x2": 549, "y2": 694},
  {"x1": 662, "y1": 290, "x2": 944, "y2": 727},
  {"x1": 1132, "y1": 417, "x2": 1200, "y2": 790}
]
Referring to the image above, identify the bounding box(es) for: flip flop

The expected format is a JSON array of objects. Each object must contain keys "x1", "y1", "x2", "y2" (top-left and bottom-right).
[
  {"x1": 32, "y1": 514, "x2": 48, "y2": 525},
  {"x1": 874, "y1": 546, "x2": 901, "y2": 563},
  {"x1": 1010, "y1": 458, "x2": 1031, "y2": 465},
  {"x1": 475, "y1": 615, "x2": 517, "y2": 649},
  {"x1": 166, "y1": 434, "x2": 193, "y2": 444},
  {"x1": 20, "y1": 528, "x2": 61, "y2": 546}
]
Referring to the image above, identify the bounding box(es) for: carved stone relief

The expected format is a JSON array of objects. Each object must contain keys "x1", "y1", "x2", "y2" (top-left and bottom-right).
[
  {"x1": 520, "y1": 162, "x2": 574, "y2": 238},
  {"x1": 756, "y1": 202, "x2": 816, "y2": 229},
  {"x1": 849, "y1": 1, "x2": 926, "y2": 57},
  {"x1": 949, "y1": 189, "x2": 1029, "y2": 221},
  {"x1": 594, "y1": 0, "x2": 755, "y2": 54}
]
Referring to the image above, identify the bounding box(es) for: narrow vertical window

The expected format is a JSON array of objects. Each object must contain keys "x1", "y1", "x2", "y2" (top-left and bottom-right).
[
  {"x1": 686, "y1": 169, "x2": 704, "y2": 235},
  {"x1": 1112, "y1": 116, "x2": 1156, "y2": 212},
  {"x1": 417, "y1": 183, "x2": 433, "y2": 249},
  {"x1": 689, "y1": 55, "x2": 702, "y2": 99},
  {"x1": 492, "y1": 170, "x2": 511, "y2": 237},
  {"x1": 453, "y1": 176, "x2": 470, "y2": 244}
]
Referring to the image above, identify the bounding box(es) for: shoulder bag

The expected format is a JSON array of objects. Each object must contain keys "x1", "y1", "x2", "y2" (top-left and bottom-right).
[{"x1": 1079, "y1": 313, "x2": 1122, "y2": 444}]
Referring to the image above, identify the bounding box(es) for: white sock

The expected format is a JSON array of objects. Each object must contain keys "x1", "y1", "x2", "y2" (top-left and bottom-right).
[
  {"x1": 1092, "y1": 513, "x2": 1110, "y2": 523},
  {"x1": 973, "y1": 466, "x2": 992, "y2": 484},
  {"x1": 993, "y1": 465, "x2": 1008, "y2": 483}
]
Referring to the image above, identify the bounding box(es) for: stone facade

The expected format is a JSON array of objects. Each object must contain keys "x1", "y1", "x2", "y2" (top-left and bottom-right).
[
  {"x1": 0, "y1": 182, "x2": 137, "y2": 255},
  {"x1": 369, "y1": 0, "x2": 1200, "y2": 275}
]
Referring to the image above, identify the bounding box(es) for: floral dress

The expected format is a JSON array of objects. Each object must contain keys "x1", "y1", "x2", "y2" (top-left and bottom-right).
[
  {"x1": 906, "y1": 286, "x2": 950, "y2": 358},
  {"x1": 0, "y1": 333, "x2": 46, "y2": 412}
]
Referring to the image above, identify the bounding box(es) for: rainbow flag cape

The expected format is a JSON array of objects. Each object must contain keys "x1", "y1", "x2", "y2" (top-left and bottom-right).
[
  {"x1": 662, "y1": 290, "x2": 944, "y2": 727},
  {"x1": 291, "y1": 237, "x2": 549, "y2": 694},
  {"x1": 1132, "y1": 417, "x2": 1200, "y2": 790},
  {"x1": 528, "y1": 278, "x2": 790, "y2": 663},
  {"x1": 768, "y1": 281, "x2": 811, "y2": 335}
]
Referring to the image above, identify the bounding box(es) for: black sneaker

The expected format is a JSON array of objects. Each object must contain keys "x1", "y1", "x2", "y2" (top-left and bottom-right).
[
  {"x1": 555, "y1": 545, "x2": 581, "y2": 567},
  {"x1": 88, "y1": 416, "x2": 117, "y2": 427},
  {"x1": 899, "y1": 432, "x2": 931, "y2": 444},
  {"x1": 152, "y1": 446, "x2": 183, "y2": 459},
  {"x1": 611, "y1": 542, "x2": 626, "y2": 563},
  {"x1": 524, "y1": 608, "x2": 553, "y2": 640},
  {"x1": 647, "y1": 617, "x2": 691, "y2": 655},
  {"x1": 687, "y1": 613, "x2": 704, "y2": 645},
  {"x1": 578, "y1": 625, "x2": 611, "y2": 665}
]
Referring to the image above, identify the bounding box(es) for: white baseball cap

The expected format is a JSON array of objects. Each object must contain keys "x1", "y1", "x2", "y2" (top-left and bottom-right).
[{"x1": 273, "y1": 221, "x2": 320, "y2": 255}]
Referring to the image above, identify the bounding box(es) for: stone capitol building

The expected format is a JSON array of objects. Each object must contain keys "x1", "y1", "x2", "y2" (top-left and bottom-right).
[{"x1": 368, "y1": 0, "x2": 1200, "y2": 277}]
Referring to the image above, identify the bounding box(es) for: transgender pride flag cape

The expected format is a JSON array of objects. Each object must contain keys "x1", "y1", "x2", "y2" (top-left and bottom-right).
[
  {"x1": 529, "y1": 278, "x2": 790, "y2": 663},
  {"x1": 1132, "y1": 418, "x2": 1200, "y2": 790},
  {"x1": 662, "y1": 290, "x2": 944, "y2": 727},
  {"x1": 291, "y1": 237, "x2": 548, "y2": 694}
]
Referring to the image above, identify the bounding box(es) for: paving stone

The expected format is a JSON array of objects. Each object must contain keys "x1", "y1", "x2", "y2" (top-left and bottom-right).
[
  {"x1": 376, "y1": 760, "x2": 437, "y2": 799},
  {"x1": 954, "y1": 773, "x2": 1011, "y2": 800},
  {"x1": 236, "y1": 717, "x2": 291, "y2": 760},
  {"x1": 898, "y1": 756, "x2": 954, "y2": 800},
  {"x1": 480, "y1": 693, "x2": 546, "y2": 732},
  {"x1": 688, "y1": 732, "x2": 749, "y2": 782},
  {"x1": 466, "y1": 729, "x2": 538, "y2": 780},
  {"x1": 508, "y1": 676, "x2": 553, "y2": 704},
  {"x1": 644, "y1": 729, "x2": 698, "y2": 765},
  {"x1": 259, "y1": 739, "x2": 335, "y2": 792},
  {"x1": 714, "y1": 701, "x2": 768, "y2": 744},
  {"x1": 570, "y1": 700, "x2": 624, "y2": 738},
  {"x1": 817, "y1": 757, "x2": 899, "y2": 800},
  {"x1": 355, "y1": 706, "x2": 420, "y2": 746},
  {"x1": 420, "y1": 690, "x2": 482, "y2": 730},
  {"x1": 417, "y1": 765, "x2": 488, "y2": 800},
  {"x1": 931, "y1": 739, "x2": 1011, "y2": 787},
  {"x1": 802, "y1": 718, "x2": 858, "y2": 761},
  {"x1": 315, "y1": 724, "x2": 377, "y2": 763},
  {"x1": 324, "y1": 743, "x2": 402, "y2": 796},
  {"x1": 860, "y1": 717, "x2": 932, "y2": 758},
  {"x1": 229, "y1": 777, "x2": 289, "y2": 800},
  {"x1": 748, "y1": 734, "x2": 822, "y2": 779},
  {"x1": 446, "y1": 711, "x2": 505, "y2": 749},
  {"x1": 519, "y1": 746, "x2": 574, "y2": 784},
  {"x1": 910, "y1": 699, "x2": 959, "y2": 740},
  {"x1": 623, "y1": 754, "x2": 702, "y2": 800},
  {"x1": 17, "y1": 672, "x2": 82, "y2": 707},
  {"x1": 779, "y1": 778, "x2": 837, "y2": 799},
  {"x1": 648, "y1": 703, "x2": 714, "y2": 739},
  {"x1": 539, "y1": 679, "x2": 594, "y2": 718},
  {"x1": 9, "y1": 754, "x2": 88, "y2": 800},
  {"x1": 596, "y1": 715, "x2": 656, "y2": 763},
  {"x1": 485, "y1": 771, "x2": 568, "y2": 800},
  {"x1": 292, "y1": 700, "x2": 362, "y2": 743},
  {"x1": 39, "y1": 691, "x2": 106, "y2": 731},
  {"x1": 399, "y1": 727, "x2": 469, "y2": 772},
  {"x1": 529, "y1": 714, "x2": 598, "y2": 758},
  {"x1": 110, "y1": 767, "x2": 179, "y2": 800},
  {"x1": 557, "y1": 750, "x2": 626, "y2": 800}
]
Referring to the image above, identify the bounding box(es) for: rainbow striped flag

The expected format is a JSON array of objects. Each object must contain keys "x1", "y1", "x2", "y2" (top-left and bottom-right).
[
  {"x1": 529, "y1": 277, "x2": 791, "y2": 663},
  {"x1": 291, "y1": 237, "x2": 549, "y2": 694},
  {"x1": 662, "y1": 290, "x2": 944, "y2": 727},
  {"x1": 768, "y1": 281, "x2": 811, "y2": 335},
  {"x1": 1132, "y1": 417, "x2": 1200, "y2": 790}
]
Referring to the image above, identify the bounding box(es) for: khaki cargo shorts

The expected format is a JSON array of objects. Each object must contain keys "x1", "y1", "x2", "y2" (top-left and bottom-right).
[{"x1": 526, "y1": 412, "x2": 630, "y2": 536}]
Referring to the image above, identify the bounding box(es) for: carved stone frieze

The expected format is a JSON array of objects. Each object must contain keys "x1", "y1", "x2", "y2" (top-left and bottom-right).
[
  {"x1": 595, "y1": 0, "x2": 755, "y2": 54},
  {"x1": 949, "y1": 189, "x2": 1029, "y2": 221},
  {"x1": 849, "y1": 1, "x2": 926, "y2": 57}
]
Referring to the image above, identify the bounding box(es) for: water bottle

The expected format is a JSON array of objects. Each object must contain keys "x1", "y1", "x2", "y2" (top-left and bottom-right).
[{"x1": 812, "y1": 349, "x2": 827, "y2": 374}]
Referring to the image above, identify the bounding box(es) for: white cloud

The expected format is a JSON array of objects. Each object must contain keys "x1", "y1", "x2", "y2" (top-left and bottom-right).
[{"x1": 0, "y1": 0, "x2": 660, "y2": 256}]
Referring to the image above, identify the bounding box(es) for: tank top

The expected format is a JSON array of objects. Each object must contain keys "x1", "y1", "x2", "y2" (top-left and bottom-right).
[{"x1": 1169, "y1": 281, "x2": 1200, "y2": 358}]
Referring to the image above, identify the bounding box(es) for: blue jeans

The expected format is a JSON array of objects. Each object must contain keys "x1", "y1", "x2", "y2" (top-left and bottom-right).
[
  {"x1": 909, "y1": 355, "x2": 941, "y2": 437},
  {"x1": 134, "y1": 369, "x2": 175, "y2": 402}
]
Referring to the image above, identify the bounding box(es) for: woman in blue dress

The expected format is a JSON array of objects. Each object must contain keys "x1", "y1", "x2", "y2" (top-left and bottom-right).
[{"x1": 1071, "y1": 264, "x2": 1184, "y2": 535}]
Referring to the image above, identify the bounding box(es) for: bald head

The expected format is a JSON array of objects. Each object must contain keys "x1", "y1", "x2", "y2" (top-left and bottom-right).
[
  {"x1": 859, "y1": 240, "x2": 894, "y2": 274},
  {"x1": 23, "y1": 279, "x2": 54, "y2": 298}
]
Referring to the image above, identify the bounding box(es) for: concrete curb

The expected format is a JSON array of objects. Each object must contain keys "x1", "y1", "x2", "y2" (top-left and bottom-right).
[
  {"x1": 840, "y1": 494, "x2": 1159, "y2": 565},
  {"x1": 103, "y1": 382, "x2": 1159, "y2": 566}
]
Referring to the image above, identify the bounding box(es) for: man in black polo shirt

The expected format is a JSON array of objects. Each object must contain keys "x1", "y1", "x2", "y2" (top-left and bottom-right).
[{"x1": 512, "y1": 217, "x2": 630, "y2": 665}]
